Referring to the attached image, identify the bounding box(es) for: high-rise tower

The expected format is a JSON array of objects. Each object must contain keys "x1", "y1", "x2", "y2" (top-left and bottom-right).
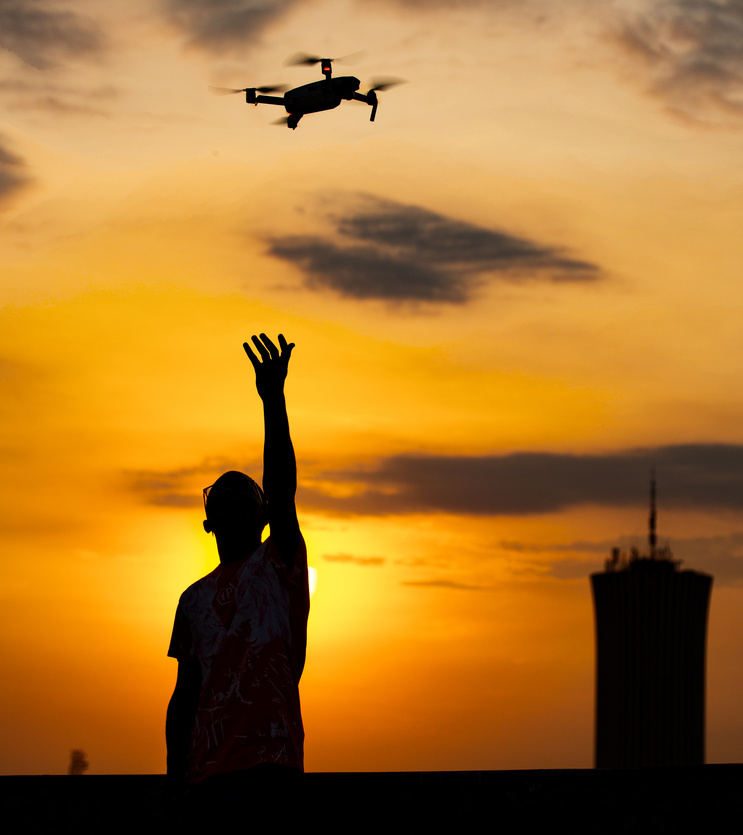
[{"x1": 590, "y1": 478, "x2": 712, "y2": 768}]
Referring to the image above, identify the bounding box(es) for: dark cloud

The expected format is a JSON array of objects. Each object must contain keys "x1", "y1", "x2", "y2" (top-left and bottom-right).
[
  {"x1": 165, "y1": 0, "x2": 298, "y2": 52},
  {"x1": 267, "y1": 237, "x2": 475, "y2": 303},
  {"x1": 300, "y1": 444, "x2": 743, "y2": 517},
  {"x1": 334, "y1": 198, "x2": 597, "y2": 276},
  {"x1": 0, "y1": 138, "x2": 30, "y2": 202},
  {"x1": 0, "y1": 1, "x2": 103, "y2": 69},
  {"x1": 266, "y1": 195, "x2": 601, "y2": 304},
  {"x1": 322, "y1": 553, "x2": 386, "y2": 566},
  {"x1": 613, "y1": 0, "x2": 743, "y2": 124},
  {"x1": 129, "y1": 444, "x2": 743, "y2": 522},
  {"x1": 126, "y1": 457, "x2": 262, "y2": 508}
]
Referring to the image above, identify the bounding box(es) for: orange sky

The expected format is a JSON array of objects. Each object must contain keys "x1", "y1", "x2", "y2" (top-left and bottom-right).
[{"x1": 2, "y1": 0, "x2": 743, "y2": 775}]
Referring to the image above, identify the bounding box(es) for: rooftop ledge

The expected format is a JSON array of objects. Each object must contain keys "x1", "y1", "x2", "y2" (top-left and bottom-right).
[{"x1": 3, "y1": 765, "x2": 741, "y2": 833}]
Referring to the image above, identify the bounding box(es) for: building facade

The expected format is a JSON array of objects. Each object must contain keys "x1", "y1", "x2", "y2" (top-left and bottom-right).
[{"x1": 590, "y1": 484, "x2": 712, "y2": 768}]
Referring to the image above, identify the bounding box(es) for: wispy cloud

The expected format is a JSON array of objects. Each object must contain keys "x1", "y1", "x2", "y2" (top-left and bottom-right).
[
  {"x1": 266, "y1": 194, "x2": 601, "y2": 305},
  {"x1": 402, "y1": 578, "x2": 489, "y2": 591},
  {"x1": 379, "y1": 0, "x2": 743, "y2": 127},
  {"x1": 5, "y1": 94, "x2": 109, "y2": 117},
  {"x1": 511, "y1": 531, "x2": 743, "y2": 587},
  {"x1": 0, "y1": 78, "x2": 117, "y2": 118},
  {"x1": 165, "y1": 0, "x2": 298, "y2": 52},
  {"x1": 126, "y1": 457, "x2": 262, "y2": 507},
  {"x1": 663, "y1": 532, "x2": 743, "y2": 584},
  {"x1": 0, "y1": 1, "x2": 104, "y2": 69},
  {"x1": 0, "y1": 138, "x2": 30, "y2": 203},
  {"x1": 611, "y1": 0, "x2": 743, "y2": 124},
  {"x1": 322, "y1": 553, "x2": 386, "y2": 566},
  {"x1": 300, "y1": 444, "x2": 743, "y2": 516}
]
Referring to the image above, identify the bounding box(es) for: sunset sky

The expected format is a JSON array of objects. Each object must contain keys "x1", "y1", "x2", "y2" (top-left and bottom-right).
[{"x1": 3, "y1": 0, "x2": 743, "y2": 775}]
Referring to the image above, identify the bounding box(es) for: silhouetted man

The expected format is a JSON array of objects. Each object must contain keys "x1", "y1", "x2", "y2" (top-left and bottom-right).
[{"x1": 166, "y1": 333, "x2": 308, "y2": 823}]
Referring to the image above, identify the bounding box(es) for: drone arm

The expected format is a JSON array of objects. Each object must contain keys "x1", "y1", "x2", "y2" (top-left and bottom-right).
[
  {"x1": 352, "y1": 91, "x2": 379, "y2": 122},
  {"x1": 254, "y1": 95, "x2": 285, "y2": 106}
]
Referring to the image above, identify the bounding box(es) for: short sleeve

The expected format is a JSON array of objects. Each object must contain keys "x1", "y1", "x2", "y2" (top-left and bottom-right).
[{"x1": 167, "y1": 599, "x2": 194, "y2": 660}]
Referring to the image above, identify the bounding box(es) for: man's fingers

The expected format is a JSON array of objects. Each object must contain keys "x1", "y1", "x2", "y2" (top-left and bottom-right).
[
  {"x1": 247, "y1": 333, "x2": 294, "y2": 367},
  {"x1": 278, "y1": 334, "x2": 295, "y2": 359},
  {"x1": 243, "y1": 342, "x2": 260, "y2": 369},
  {"x1": 251, "y1": 334, "x2": 271, "y2": 361},
  {"x1": 259, "y1": 333, "x2": 280, "y2": 360}
]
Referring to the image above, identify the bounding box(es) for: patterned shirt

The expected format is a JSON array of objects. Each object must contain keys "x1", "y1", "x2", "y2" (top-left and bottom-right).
[{"x1": 168, "y1": 536, "x2": 309, "y2": 782}]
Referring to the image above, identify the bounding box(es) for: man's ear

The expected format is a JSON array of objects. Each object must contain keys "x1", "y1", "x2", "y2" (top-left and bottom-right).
[{"x1": 203, "y1": 519, "x2": 212, "y2": 534}]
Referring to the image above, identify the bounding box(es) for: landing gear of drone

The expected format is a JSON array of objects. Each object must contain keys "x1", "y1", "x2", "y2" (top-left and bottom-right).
[{"x1": 287, "y1": 114, "x2": 301, "y2": 130}]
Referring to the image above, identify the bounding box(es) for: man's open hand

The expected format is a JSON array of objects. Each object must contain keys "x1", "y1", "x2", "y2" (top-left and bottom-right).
[{"x1": 243, "y1": 333, "x2": 295, "y2": 401}]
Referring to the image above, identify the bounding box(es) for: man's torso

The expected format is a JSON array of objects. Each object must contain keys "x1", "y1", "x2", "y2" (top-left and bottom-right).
[{"x1": 169, "y1": 536, "x2": 309, "y2": 782}]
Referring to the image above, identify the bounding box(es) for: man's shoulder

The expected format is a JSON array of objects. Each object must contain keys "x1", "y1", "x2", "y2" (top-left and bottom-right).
[{"x1": 179, "y1": 565, "x2": 220, "y2": 604}]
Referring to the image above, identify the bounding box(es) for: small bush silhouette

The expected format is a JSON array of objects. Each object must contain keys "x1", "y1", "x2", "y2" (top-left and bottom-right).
[{"x1": 68, "y1": 749, "x2": 88, "y2": 776}]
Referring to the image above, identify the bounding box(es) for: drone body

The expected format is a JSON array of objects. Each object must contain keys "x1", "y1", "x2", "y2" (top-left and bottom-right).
[{"x1": 211, "y1": 55, "x2": 399, "y2": 129}]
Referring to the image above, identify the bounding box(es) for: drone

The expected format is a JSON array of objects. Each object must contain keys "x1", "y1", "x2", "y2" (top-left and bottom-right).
[{"x1": 210, "y1": 53, "x2": 402, "y2": 129}]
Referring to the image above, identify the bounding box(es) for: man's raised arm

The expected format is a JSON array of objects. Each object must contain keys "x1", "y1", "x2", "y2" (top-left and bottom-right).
[{"x1": 243, "y1": 333, "x2": 300, "y2": 569}]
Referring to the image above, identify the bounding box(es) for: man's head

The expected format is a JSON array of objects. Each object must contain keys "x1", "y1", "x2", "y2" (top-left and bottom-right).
[{"x1": 202, "y1": 471, "x2": 267, "y2": 537}]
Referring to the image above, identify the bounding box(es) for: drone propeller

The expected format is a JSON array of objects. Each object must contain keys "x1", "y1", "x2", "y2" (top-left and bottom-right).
[
  {"x1": 209, "y1": 84, "x2": 288, "y2": 95},
  {"x1": 361, "y1": 77, "x2": 405, "y2": 122},
  {"x1": 284, "y1": 51, "x2": 364, "y2": 67},
  {"x1": 285, "y1": 53, "x2": 322, "y2": 67},
  {"x1": 367, "y1": 76, "x2": 406, "y2": 93}
]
